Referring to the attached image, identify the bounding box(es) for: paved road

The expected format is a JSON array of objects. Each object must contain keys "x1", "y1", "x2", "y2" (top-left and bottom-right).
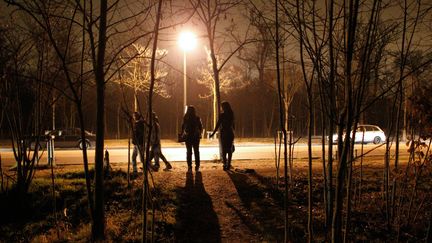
[{"x1": 0, "y1": 142, "x2": 391, "y2": 167}]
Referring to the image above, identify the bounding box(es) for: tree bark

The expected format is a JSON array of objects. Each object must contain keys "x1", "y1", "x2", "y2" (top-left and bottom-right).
[
  {"x1": 274, "y1": 1, "x2": 289, "y2": 242},
  {"x1": 332, "y1": 1, "x2": 359, "y2": 242},
  {"x1": 92, "y1": 0, "x2": 108, "y2": 240},
  {"x1": 142, "y1": 0, "x2": 163, "y2": 241},
  {"x1": 326, "y1": 1, "x2": 335, "y2": 233}
]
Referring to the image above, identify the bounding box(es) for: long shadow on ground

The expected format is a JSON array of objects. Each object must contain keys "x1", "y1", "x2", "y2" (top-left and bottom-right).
[
  {"x1": 175, "y1": 171, "x2": 221, "y2": 242},
  {"x1": 226, "y1": 169, "x2": 285, "y2": 242},
  {"x1": 226, "y1": 169, "x2": 307, "y2": 242}
]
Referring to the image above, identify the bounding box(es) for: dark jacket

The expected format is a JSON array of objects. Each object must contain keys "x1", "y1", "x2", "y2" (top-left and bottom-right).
[
  {"x1": 132, "y1": 119, "x2": 145, "y2": 145},
  {"x1": 214, "y1": 112, "x2": 234, "y2": 135},
  {"x1": 151, "y1": 120, "x2": 161, "y2": 145},
  {"x1": 182, "y1": 116, "x2": 203, "y2": 142},
  {"x1": 214, "y1": 112, "x2": 235, "y2": 150}
]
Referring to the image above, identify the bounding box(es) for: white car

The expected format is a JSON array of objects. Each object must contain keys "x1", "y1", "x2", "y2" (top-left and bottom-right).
[{"x1": 332, "y1": 125, "x2": 386, "y2": 144}]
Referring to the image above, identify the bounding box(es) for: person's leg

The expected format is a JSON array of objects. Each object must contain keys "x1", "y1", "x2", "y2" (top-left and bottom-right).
[
  {"x1": 193, "y1": 140, "x2": 200, "y2": 170},
  {"x1": 148, "y1": 147, "x2": 159, "y2": 172},
  {"x1": 132, "y1": 145, "x2": 138, "y2": 173},
  {"x1": 159, "y1": 150, "x2": 172, "y2": 169},
  {"x1": 220, "y1": 134, "x2": 228, "y2": 169},
  {"x1": 159, "y1": 151, "x2": 168, "y2": 164},
  {"x1": 227, "y1": 133, "x2": 234, "y2": 169},
  {"x1": 186, "y1": 142, "x2": 192, "y2": 170},
  {"x1": 153, "y1": 145, "x2": 160, "y2": 169},
  {"x1": 138, "y1": 144, "x2": 145, "y2": 164},
  {"x1": 149, "y1": 148, "x2": 155, "y2": 161},
  {"x1": 222, "y1": 151, "x2": 228, "y2": 170},
  {"x1": 137, "y1": 144, "x2": 153, "y2": 171}
]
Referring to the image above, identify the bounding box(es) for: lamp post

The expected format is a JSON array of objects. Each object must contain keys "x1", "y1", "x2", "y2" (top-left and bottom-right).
[{"x1": 178, "y1": 31, "x2": 197, "y2": 112}]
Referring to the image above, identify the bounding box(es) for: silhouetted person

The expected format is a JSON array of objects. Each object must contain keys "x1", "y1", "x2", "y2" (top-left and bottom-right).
[
  {"x1": 149, "y1": 112, "x2": 172, "y2": 171},
  {"x1": 181, "y1": 106, "x2": 203, "y2": 171},
  {"x1": 131, "y1": 112, "x2": 155, "y2": 176},
  {"x1": 210, "y1": 101, "x2": 235, "y2": 170},
  {"x1": 131, "y1": 112, "x2": 144, "y2": 175},
  {"x1": 104, "y1": 148, "x2": 111, "y2": 177}
]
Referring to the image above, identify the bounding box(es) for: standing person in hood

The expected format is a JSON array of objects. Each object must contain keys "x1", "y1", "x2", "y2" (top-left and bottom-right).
[
  {"x1": 210, "y1": 101, "x2": 235, "y2": 170},
  {"x1": 181, "y1": 106, "x2": 203, "y2": 172}
]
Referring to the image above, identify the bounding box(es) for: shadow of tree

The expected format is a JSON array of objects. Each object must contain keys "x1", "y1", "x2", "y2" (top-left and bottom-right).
[
  {"x1": 175, "y1": 171, "x2": 221, "y2": 242},
  {"x1": 226, "y1": 169, "x2": 306, "y2": 241}
]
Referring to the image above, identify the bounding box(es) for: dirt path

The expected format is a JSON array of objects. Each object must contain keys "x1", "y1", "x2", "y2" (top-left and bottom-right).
[{"x1": 147, "y1": 160, "x2": 288, "y2": 242}]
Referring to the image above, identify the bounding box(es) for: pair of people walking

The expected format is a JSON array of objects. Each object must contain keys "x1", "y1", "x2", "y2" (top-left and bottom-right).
[
  {"x1": 131, "y1": 111, "x2": 171, "y2": 176},
  {"x1": 181, "y1": 101, "x2": 235, "y2": 171}
]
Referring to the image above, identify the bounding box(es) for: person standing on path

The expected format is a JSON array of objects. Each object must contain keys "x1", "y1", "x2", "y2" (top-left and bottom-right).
[
  {"x1": 149, "y1": 112, "x2": 172, "y2": 171},
  {"x1": 210, "y1": 101, "x2": 235, "y2": 170},
  {"x1": 181, "y1": 106, "x2": 203, "y2": 172}
]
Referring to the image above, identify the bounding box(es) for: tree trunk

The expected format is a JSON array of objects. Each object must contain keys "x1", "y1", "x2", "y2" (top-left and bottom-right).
[
  {"x1": 77, "y1": 103, "x2": 95, "y2": 226},
  {"x1": 92, "y1": 0, "x2": 108, "y2": 240},
  {"x1": 274, "y1": 2, "x2": 289, "y2": 242},
  {"x1": 142, "y1": 1, "x2": 163, "y2": 241},
  {"x1": 117, "y1": 106, "x2": 120, "y2": 139},
  {"x1": 327, "y1": 0, "x2": 335, "y2": 232},
  {"x1": 295, "y1": 0, "x2": 314, "y2": 240},
  {"x1": 208, "y1": 33, "x2": 221, "y2": 123},
  {"x1": 332, "y1": 1, "x2": 359, "y2": 242},
  {"x1": 307, "y1": 90, "x2": 314, "y2": 242},
  {"x1": 320, "y1": 109, "x2": 328, "y2": 229},
  {"x1": 213, "y1": 83, "x2": 218, "y2": 130}
]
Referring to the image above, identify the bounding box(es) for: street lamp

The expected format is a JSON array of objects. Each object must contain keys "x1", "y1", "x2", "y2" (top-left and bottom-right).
[{"x1": 178, "y1": 31, "x2": 197, "y2": 112}]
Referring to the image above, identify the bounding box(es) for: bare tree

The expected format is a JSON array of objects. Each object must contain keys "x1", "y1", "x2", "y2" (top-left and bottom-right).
[
  {"x1": 197, "y1": 57, "x2": 249, "y2": 122},
  {"x1": 0, "y1": 18, "x2": 54, "y2": 196},
  {"x1": 190, "y1": 0, "x2": 246, "y2": 126},
  {"x1": 3, "y1": 0, "x2": 169, "y2": 239},
  {"x1": 277, "y1": 0, "x2": 427, "y2": 241},
  {"x1": 117, "y1": 43, "x2": 171, "y2": 111},
  {"x1": 238, "y1": 5, "x2": 279, "y2": 137}
]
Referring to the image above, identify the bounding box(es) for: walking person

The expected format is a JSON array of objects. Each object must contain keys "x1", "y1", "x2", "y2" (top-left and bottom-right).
[
  {"x1": 149, "y1": 112, "x2": 172, "y2": 171},
  {"x1": 131, "y1": 112, "x2": 145, "y2": 176},
  {"x1": 210, "y1": 101, "x2": 235, "y2": 170},
  {"x1": 181, "y1": 106, "x2": 203, "y2": 172}
]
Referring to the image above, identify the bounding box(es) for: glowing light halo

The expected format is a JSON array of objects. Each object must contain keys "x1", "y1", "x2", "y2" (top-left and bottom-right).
[{"x1": 178, "y1": 31, "x2": 197, "y2": 52}]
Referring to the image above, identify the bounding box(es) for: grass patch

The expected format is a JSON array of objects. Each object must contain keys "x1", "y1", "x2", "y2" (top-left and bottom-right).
[
  {"x1": 1, "y1": 161, "x2": 431, "y2": 242},
  {"x1": 0, "y1": 169, "x2": 178, "y2": 242}
]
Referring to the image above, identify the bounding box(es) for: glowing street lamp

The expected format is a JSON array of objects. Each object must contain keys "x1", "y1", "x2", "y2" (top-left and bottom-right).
[{"x1": 178, "y1": 31, "x2": 197, "y2": 112}]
